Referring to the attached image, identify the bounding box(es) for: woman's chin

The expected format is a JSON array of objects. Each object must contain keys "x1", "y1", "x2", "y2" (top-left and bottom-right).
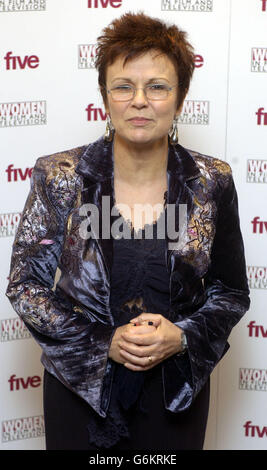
[{"x1": 116, "y1": 130, "x2": 166, "y2": 147}]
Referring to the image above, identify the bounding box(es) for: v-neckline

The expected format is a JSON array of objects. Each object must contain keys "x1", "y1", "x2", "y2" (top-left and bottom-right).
[{"x1": 112, "y1": 190, "x2": 168, "y2": 239}]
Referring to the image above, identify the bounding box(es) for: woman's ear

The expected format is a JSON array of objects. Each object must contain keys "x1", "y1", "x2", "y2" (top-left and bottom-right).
[
  {"x1": 176, "y1": 88, "x2": 188, "y2": 117},
  {"x1": 105, "y1": 103, "x2": 110, "y2": 116},
  {"x1": 99, "y1": 85, "x2": 109, "y2": 114},
  {"x1": 176, "y1": 98, "x2": 185, "y2": 117}
]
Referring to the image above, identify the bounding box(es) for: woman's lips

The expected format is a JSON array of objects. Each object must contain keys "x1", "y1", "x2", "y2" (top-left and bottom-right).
[{"x1": 128, "y1": 117, "x2": 152, "y2": 126}]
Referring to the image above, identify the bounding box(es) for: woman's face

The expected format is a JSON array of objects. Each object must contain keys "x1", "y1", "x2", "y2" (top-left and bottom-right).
[{"x1": 104, "y1": 50, "x2": 180, "y2": 147}]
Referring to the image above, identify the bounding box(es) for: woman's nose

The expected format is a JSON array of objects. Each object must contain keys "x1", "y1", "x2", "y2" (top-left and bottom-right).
[{"x1": 131, "y1": 88, "x2": 149, "y2": 107}]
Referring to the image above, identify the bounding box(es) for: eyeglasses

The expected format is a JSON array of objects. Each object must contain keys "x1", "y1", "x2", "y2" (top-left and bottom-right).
[{"x1": 106, "y1": 83, "x2": 178, "y2": 102}]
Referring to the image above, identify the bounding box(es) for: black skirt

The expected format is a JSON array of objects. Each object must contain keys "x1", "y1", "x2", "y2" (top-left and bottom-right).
[{"x1": 43, "y1": 365, "x2": 210, "y2": 451}]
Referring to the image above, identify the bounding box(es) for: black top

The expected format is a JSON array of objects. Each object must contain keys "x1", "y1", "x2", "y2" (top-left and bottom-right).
[{"x1": 86, "y1": 200, "x2": 171, "y2": 449}]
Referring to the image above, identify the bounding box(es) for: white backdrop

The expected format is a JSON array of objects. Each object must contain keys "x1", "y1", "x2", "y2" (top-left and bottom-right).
[{"x1": 0, "y1": 0, "x2": 266, "y2": 450}]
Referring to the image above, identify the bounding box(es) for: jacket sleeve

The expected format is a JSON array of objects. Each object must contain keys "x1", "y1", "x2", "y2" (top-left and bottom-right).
[
  {"x1": 173, "y1": 168, "x2": 250, "y2": 408},
  {"x1": 5, "y1": 157, "x2": 116, "y2": 417}
]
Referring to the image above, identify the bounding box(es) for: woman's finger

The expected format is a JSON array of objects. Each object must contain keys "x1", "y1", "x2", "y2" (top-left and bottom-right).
[
  {"x1": 120, "y1": 349, "x2": 160, "y2": 370},
  {"x1": 121, "y1": 330, "x2": 157, "y2": 345},
  {"x1": 130, "y1": 313, "x2": 162, "y2": 327}
]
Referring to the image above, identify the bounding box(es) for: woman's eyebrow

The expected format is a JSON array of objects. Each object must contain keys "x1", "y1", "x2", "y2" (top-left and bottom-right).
[
  {"x1": 110, "y1": 77, "x2": 134, "y2": 84},
  {"x1": 110, "y1": 77, "x2": 170, "y2": 84}
]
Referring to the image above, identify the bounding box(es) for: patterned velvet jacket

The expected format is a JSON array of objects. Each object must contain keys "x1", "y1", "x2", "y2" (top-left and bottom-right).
[{"x1": 6, "y1": 136, "x2": 250, "y2": 418}]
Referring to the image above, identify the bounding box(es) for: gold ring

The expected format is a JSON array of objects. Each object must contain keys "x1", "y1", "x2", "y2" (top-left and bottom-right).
[{"x1": 148, "y1": 356, "x2": 153, "y2": 363}]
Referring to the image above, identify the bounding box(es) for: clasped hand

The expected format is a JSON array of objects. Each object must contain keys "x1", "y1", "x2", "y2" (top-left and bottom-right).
[{"x1": 108, "y1": 313, "x2": 183, "y2": 371}]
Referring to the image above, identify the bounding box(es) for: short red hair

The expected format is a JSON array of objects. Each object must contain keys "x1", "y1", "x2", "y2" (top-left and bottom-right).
[{"x1": 95, "y1": 12, "x2": 195, "y2": 110}]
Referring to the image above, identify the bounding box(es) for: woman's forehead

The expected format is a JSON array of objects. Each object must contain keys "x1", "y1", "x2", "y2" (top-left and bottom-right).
[{"x1": 106, "y1": 50, "x2": 178, "y2": 80}]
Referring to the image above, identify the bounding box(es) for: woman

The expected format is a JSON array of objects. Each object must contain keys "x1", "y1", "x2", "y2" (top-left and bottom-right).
[{"x1": 6, "y1": 12, "x2": 250, "y2": 450}]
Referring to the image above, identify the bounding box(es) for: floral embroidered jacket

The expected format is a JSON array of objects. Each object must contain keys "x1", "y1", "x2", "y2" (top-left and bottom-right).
[{"x1": 6, "y1": 136, "x2": 250, "y2": 418}]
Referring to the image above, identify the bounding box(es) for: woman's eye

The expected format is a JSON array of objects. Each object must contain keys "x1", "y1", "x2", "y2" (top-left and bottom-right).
[
  {"x1": 114, "y1": 85, "x2": 132, "y2": 90},
  {"x1": 148, "y1": 84, "x2": 167, "y2": 90}
]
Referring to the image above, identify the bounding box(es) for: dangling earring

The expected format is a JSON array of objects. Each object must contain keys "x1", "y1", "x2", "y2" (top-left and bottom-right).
[
  {"x1": 104, "y1": 114, "x2": 114, "y2": 142},
  {"x1": 169, "y1": 117, "x2": 179, "y2": 145}
]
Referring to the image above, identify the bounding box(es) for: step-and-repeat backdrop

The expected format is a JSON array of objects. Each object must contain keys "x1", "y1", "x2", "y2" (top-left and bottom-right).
[{"x1": 0, "y1": 0, "x2": 266, "y2": 450}]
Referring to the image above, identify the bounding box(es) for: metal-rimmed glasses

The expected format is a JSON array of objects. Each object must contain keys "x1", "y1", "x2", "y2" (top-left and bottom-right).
[{"x1": 105, "y1": 83, "x2": 179, "y2": 102}]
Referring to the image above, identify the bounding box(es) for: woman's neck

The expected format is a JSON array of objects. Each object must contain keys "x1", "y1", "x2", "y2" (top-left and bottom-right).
[{"x1": 113, "y1": 134, "x2": 168, "y2": 186}]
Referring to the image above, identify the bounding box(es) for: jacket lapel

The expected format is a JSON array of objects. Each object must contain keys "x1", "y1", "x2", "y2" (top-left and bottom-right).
[
  {"x1": 75, "y1": 137, "x2": 114, "y2": 281},
  {"x1": 75, "y1": 137, "x2": 202, "y2": 284},
  {"x1": 165, "y1": 143, "x2": 202, "y2": 270}
]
